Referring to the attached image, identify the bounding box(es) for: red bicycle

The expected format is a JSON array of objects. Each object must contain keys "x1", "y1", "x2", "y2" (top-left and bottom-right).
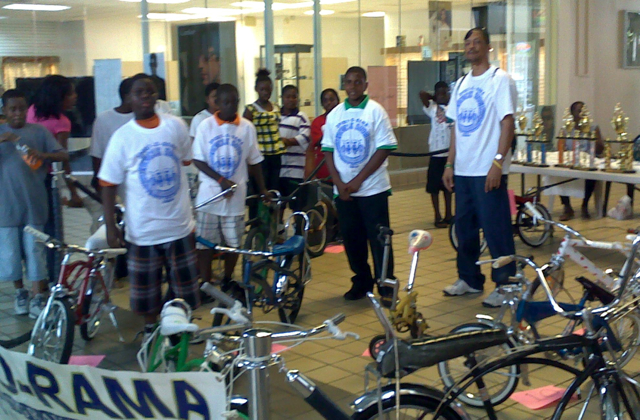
[{"x1": 24, "y1": 226, "x2": 126, "y2": 364}]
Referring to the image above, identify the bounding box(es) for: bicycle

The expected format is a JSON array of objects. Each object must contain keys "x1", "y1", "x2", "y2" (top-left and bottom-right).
[
  {"x1": 300, "y1": 177, "x2": 340, "y2": 258},
  {"x1": 437, "y1": 255, "x2": 640, "y2": 407},
  {"x1": 357, "y1": 247, "x2": 640, "y2": 420},
  {"x1": 449, "y1": 188, "x2": 553, "y2": 252},
  {"x1": 23, "y1": 226, "x2": 126, "y2": 364},
  {"x1": 367, "y1": 226, "x2": 432, "y2": 359}
]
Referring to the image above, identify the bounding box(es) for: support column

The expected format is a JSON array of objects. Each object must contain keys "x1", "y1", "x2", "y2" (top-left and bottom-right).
[
  {"x1": 313, "y1": 0, "x2": 323, "y2": 115},
  {"x1": 141, "y1": 0, "x2": 150, "y2": 57},
  {"x1": 264, "y1": 0, "x2": 276, "y2": 100}
]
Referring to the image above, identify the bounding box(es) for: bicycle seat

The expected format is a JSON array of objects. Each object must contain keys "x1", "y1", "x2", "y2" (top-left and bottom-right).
[
  {"x1": 272, "y1": 235, "x2": 305, "y2": 256},
  {"x1": 575, "y1": 276, "x2": 615, "y2": 305},
  {"x1": 160, "y1": 306, "x2": 199, "y2": 336},
  {"x1": 376, "y1": 328, "x2": 509, "y2": 377}
]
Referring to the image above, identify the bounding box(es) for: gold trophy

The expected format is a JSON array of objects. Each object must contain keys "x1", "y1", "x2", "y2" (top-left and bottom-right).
[
  {"x1": 556, "y1": 108, "x2": 574, "y2": 167},
  {"x1": 524, "y1": 112, "x2": 550, "y2": 167},
  {"x1": 572, "y1": 105, "x2": 597, "y2": 170},
  {"x1": 514, "y1": 112, "x2": 528, "y2": 163},
  {"x1": 603, "y1": 103, "x2": 635, "y2": 173}
]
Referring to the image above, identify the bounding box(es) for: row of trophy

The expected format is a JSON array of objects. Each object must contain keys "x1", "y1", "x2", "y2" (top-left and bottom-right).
[{"x1": 514, "y1": 103, "x2": 635, "y2": 173}]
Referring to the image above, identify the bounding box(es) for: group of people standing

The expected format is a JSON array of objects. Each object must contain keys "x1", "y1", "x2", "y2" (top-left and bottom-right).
[{"x1": 3, "y1": 25, "x2": 555, "y2": 334}]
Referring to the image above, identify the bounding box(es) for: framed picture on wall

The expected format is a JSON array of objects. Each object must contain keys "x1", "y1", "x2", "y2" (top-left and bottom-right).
[{"x1": 623, "y1": 10, "x2": 640, "y2": 68}]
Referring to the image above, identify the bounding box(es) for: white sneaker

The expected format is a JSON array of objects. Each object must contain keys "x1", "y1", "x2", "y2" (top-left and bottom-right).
[
  {"x1": 29, "y1": 294, "x2": 46, "y2": 319},
  {"x1": 443, "y1": 279, "x2": 482, "y2": 296},
  {"x1": 14, "y1": 289, "x2": 29, "y2": 315},
  {"x1": 482, "y1": 288, "x2": 506, "y2": 308}
]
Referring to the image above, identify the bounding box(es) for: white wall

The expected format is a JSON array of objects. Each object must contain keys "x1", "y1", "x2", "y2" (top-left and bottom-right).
[
  {"x1": 57, "y1": 20, "x2": 87, "y2": 77},
  {"x1": 556, "y1": 0, "x2": 640, "y2": 137}
]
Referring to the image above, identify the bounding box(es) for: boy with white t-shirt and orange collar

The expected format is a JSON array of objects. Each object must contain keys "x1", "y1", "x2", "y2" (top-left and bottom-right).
[
  {"x1": 193, "y1": 84, "x2": 270, "y2": 292},
  {"x1": 99, "y1": 73, "x2": 200, "y2": 339}
]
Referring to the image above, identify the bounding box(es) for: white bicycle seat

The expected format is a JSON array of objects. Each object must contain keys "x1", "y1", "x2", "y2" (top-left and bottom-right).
[
  {"x1": 408, "y1": 230, "x2": 433, "y2": 254},
  {"x1": 160, "y1": 306, "x2": 199, "y2": 336}
]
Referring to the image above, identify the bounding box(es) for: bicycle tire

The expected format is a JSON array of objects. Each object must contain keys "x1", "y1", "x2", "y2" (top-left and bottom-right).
[
  {"x1": 607, "y1": 311, "x2": 640, "y2": 368},
  {"x1": 437, "y1": 323, "x2": 519, "y2": 408},
  {"x1": 242, "y1": 226, "x2": 268, "y2": 278},
  {"x1": 448, "y1": 218, "x2": 488, "y2": 254},
  {"x1": 305, "y1": 206, "x2": 327, "y2": 258},
  {"x1": 368, "y1": 334, "x2": 387, "y2": 360},
  {"x1": 516, "y1": 202, "x2": 552, "y2": 247},
  {"x1": 351, "y1": 393, "x2": 465, "y2": 420},
  {"x1": 248, "y1": 261, "x2": 305, "y2": 324},
  {"x1": 28, "y1": 297, "x2": 74, "y2": 364},
  {"x1": 80, "y1": 266, "x2": 112, "y2": 341},
  {"x1": 0, "y1": 331, "x2": 32, "y2": 349}
]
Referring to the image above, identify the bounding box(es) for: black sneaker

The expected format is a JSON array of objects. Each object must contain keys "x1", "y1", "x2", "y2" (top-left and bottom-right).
[{"x1": 344, "y1": 286, "x2": 372, "y2": 301}]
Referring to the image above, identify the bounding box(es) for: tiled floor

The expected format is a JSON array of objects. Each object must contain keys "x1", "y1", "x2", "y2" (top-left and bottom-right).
[{"x1": 2, "y1": 175, "x2": 640, "y2": 419}]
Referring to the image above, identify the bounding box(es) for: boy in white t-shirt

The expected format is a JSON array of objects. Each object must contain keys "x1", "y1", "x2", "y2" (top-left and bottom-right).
[
  {"x1": 99, "y1": 74, "x2": 199, "y2": 338},
  {"x1": 441, "y1": 28, "x2": 518, "y2": 307},
  {"x1": 322, "y1": 66, "x2": 398, "y2": 302},
  {"x1": 193, "y1": 84, "x2": 269, "y2": 291},
  {"x1": 420, "y1": 81, "x2": 452, "y2": 228}
]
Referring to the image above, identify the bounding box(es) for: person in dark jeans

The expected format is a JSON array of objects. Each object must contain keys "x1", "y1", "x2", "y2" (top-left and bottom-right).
[
  {"x1": 442, "y1": 27, "x2": 518, "y2": 308},
  {"x1": 322, "y1": 66, "x2": 398, "y2": 301}
]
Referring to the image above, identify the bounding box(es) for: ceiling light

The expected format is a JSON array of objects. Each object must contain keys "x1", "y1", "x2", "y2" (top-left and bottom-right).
[
  {"x1": 362, "y1": 11, "x2": 385, "y2": 18},
  {"x1": 121, "y1": 0, "x2": 191, "y2": 4},
  {"x1": 140, "y1": 12, "x2": 199, "y2": 21},
  {"x1": 320, "y1": 0, "x2": 355, "y2": 4},
  {"x1": 207, "y1": 16, "x2": 237, "y2": 22},
  {"x1": 303, "y1": 9, "x2": 335, "y2": 15},
  {"x1": 2, "y1": 3, "x2": 70, "y2": 11},
  {"x1": 182, "y1": 7, "x2": 246, "y2": 16}
]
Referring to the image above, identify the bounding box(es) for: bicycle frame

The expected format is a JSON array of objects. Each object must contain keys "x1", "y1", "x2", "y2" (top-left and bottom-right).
[{"x1": 553, "y1": 235, "x2": 619, "y2": 288}]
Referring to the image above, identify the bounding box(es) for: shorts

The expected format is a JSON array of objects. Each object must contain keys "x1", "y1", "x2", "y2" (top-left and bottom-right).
[
  {"x1": 195, "y1": 212, "x2": 245, "y2": 249},
  {"x1": 0, "y1": 225, "x2": 47, "y2": 282},
  {"x1": 426, "y1": 156, "x2": 448, "y2": 194},
  {"x1": 127, "y1": 233, "x2": 200, "y2": 316}
]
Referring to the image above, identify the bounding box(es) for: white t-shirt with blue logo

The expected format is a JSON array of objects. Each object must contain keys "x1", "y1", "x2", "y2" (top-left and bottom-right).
[
  {"x1": 446, "y1": 66, "x2": 517, "y2": 177},
  {"x1": 423, "y1": 101, "x2": 451, "y2": 157},
  {"x1": 321, "y1": 97, "x2": 398, "y2": 197},
  {"x1": 193, "y1": 116, "x2": 264, "y2": 216},
  {"x1": 98, "y1": 115, "x2": 195, "y2": 246}
]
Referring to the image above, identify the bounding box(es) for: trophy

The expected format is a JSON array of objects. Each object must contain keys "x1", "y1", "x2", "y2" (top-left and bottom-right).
[
  {"x1": 514, "y1": 112, "x2": 529, "y2": 163},
  {"x1": 603, "y1": 103, "x2": 635, "y2": 173},
  {"x1": 571, "y1": 105, "x2": 597, "y2": 171},
  {"x1": 523, "y1": 112, "x2": 550, "y2": 167},
  {"x1": 556, "y1": 108, "x2": 574, "y2": 167}
]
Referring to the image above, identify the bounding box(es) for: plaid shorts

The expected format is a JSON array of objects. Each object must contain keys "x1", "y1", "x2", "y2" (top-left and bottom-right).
[
  {"x1": 195, "y1": 212, "x2": 245, "y2": 249},
  {"x1": 127, "y1": 233, "x2": 200, "y2": 316}
]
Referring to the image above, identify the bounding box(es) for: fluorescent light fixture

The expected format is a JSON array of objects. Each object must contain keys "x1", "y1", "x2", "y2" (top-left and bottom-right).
[
  {"x1": 207, "y1": 16, "x2": 237, "y2": 22},
  {"x1": 320, "y1": 0, "x2": 355, "y2": 4},
  {"x1": 2, "y1": 3, "x2": 70, "y2": 11},
  {"x1": 303, "y1": 9, "x2": 335, "y2": 15},
  {"x1": 230, "y1": 1, "x2": 352, "y2": 12},
  {"x1": 362, "y1": 11, "x2": 385, "y2": 17},
  {"x1": 121, "y1": 0, "x2": 191, "y2": 4},
  {"x1": 140, "y1": 12, "x2": 199, "y2": 21},
  {"x1": 182, "y1": 7, "x2": 245, "y2": 16}
]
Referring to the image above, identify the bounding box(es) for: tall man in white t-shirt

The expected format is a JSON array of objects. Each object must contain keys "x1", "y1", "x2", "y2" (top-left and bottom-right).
[
  {"x1": 322, "y1": 66, "x2": 398, "y2": 302},
  {"x1": 442, "y1": 27, "x2": 518, "y2": 308}
]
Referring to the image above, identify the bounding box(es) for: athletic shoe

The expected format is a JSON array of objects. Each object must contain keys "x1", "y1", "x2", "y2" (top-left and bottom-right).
[
  {"x1": 344, "y1": 284, "x2": 372, "y2": 301},
  {"x1": 29, "y1": 294, "x2": 46, "y2": 319},
  {"x1": 443, "y1": 279, "x2": 482, "y2": 296},
  {"x1": 14, "y1": 289, "x2": 29, "y2": 316},
  {"x1": 482, "y1": 288, "x2": 506, "y2": 308}
]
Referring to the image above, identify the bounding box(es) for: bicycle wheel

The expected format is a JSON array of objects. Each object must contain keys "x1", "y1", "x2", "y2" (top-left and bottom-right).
[
  {"x1": 368, "y1": 334, "x2": 387, "y2": 360},
  {"x1": 597, "y1": 375, "x2": 640, "y2": 420},
  {"x1": 449, "y1": 218, "x2": 488, "y2": 254},
  {"x1": 607, "y1": 311, "x2": 640, "y2": 367},
  {"x1": 437, "y1": 323, "x2": 519, "y2": 408},
  {"x1": 516, "y1": 202, "x2": 552, "y2": 247},
  {"x1": 250, "y1": 261, "x2": 306, "y2": 324},
  {"x1": 242, "y1": 226, "x2": 268, "y2": 278},
  {"x1": 305, "y1": 206, "x2": 327, "y2": 258},
  {"x1": 351, "y1": 393, "x2": 465, "y2": 420},
  {"x1": 80, "y1": 264, "x2": 113, "y2": 341},
  {"x1": 28, "y1": 298, "x2": 75, "y2": 364}
]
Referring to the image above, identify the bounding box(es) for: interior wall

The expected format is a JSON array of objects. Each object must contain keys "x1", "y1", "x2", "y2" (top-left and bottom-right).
[{"x1": 556, "y1": 0, "x2": 640, "y2": 137}]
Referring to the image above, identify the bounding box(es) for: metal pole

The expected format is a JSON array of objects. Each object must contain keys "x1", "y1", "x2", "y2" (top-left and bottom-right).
[
  {"x1": 244, "y1": 329, "x2": 272, "y2": 420},
  {"x1": 141, "y1": 0, "x2": 150, "y2": 57},
  {"x1": 313, "y1": 0, "x2": 323, "y2": 116},
  {"x1": 264, "y1": 0, "x2": 276, "y2": 102}
]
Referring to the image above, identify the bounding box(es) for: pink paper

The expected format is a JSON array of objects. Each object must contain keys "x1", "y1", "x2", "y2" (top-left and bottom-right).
[
  {"x1": 362, "y1": 348, "x2": 371, "y2": 357},
  {"x1": 271, "y1": 344, "x2": 289, "y2": 353},
  {"x1": 510, "y1": 385, "x2": 577, "y2": 410},
  {"x1": 325, "y1": 245, "x2": 345, "y2": 254},
  {"x1": 68, "y1": 355, "x2": 105, "y2": 367},
  {"x1": 508, "y1": 189, "x2": 517, "y2": 216},
  {"x1": 573, "y1": 328, "x2": 586, "y2": 336}
]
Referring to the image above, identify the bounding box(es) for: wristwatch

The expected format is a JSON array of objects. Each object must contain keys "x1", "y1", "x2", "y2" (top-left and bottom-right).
[{"x1": 494, "y1": 153, "x2": 504, "y2": 161}]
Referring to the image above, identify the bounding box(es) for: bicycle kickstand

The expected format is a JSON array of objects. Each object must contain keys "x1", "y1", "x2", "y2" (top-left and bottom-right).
[{"x1": 105, "y1": 303, "x2": 125, "y2": 342}]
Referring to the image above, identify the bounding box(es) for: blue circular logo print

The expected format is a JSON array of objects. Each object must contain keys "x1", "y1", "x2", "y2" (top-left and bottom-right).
[
  {"x1": 456, "y1": 87, "x2": 486, "y2": 136},
  {"x1": 335, "y1": 118, "x2": 371, "y2": 168},
  {"x1": 138, "y1": 142, "x2": 181, "y2": 203},
  {"x1": 208, "y1": 134, "x2": 242, "y2": 179}
]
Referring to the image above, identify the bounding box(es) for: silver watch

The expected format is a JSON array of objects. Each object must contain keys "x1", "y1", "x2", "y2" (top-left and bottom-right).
[{"x1": 494, "y1": 153, "x2": 504, "y2": 161}]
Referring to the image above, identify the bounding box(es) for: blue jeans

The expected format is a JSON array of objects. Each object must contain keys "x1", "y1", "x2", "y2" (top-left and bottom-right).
[{"x1": 454, "y1": 175, "x2": 516, "y2": 290}]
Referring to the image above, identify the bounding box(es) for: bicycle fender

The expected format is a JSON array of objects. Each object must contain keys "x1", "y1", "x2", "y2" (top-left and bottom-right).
[{"x1": 351, "y1": 383, "x2": 471, "y2": 420}]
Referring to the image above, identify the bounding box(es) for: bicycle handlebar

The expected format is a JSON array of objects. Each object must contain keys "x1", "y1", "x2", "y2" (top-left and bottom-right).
[
  {"x1": 200, "y1": 282, "x2": 237, "y2": 308},
  {"x1": 194, "y1": 184, "x2": 238, "y2": 210},
  {"x1": 270, "y1": 313, "x2": 357, "y2": 342},
  {"x1": 24, "y1": 225, "x2": 127, "y2": 257}
]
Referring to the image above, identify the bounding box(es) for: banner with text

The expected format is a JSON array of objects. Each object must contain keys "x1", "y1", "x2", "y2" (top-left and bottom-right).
[{"x1": 0, "y1": 345, "x2": 226, "y2": 420}]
